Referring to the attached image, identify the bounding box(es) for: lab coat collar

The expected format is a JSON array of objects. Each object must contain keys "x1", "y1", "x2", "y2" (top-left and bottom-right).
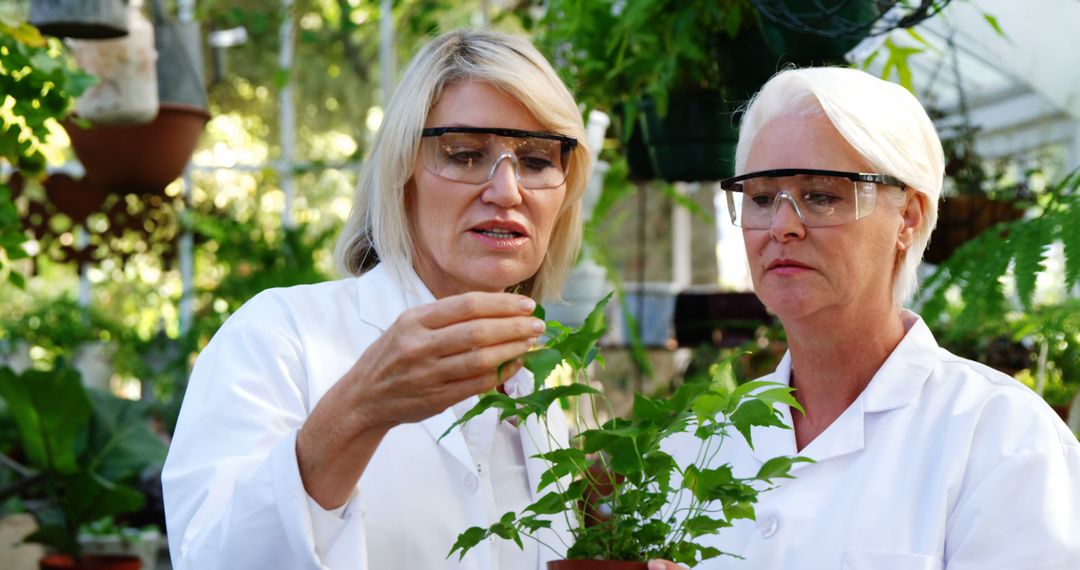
[{"x1": 749, "y1": 310, "x2": 938, "y2": 467}]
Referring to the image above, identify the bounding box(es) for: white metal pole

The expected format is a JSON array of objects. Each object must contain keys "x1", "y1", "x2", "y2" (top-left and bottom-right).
[
  {"x1": 177, "y1": 0, "x2": 196, "y2": 334},
  {"x1": 179, "y1": 168, "x2": 195, "y2": 336},
  {"x1": 279, "y1": 0, "x2": 297, "y2": 229},
  {"x1": 380, "y1": 0, "x2": 395, "y2": 104},
  {"x1": 177, "y1": 0, "x2": 195, "y2": 22},
  {"x1": 672, "y1": 182, "x2": 693, "y2": 288}
]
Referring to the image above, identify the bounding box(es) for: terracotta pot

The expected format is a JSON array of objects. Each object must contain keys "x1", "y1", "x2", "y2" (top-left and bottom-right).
[
  {"x1": 40, "y1": 553, "x2": 141, "y2": 570},
  {"x1": 63, "y1": 103, "x2": 210, "y2": 196},
  {"x1": 548, "y1": 561, "x2": 648, "y2": 570}
]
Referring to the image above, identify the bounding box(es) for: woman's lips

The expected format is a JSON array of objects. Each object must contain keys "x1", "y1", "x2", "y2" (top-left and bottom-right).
[
  {"x1": 469, "y1": 222, "x2": 529, "y2": 250},
  {"x1": 767, "y1": 258, "x2": 813, "y2": 275}
]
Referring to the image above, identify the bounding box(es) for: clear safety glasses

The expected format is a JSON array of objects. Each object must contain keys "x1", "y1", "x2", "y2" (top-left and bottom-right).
[
  {"x1": 419, "y1": 127, "x2": 578, "y2": 190},
  {"x1": 719, "y1": 168, "x2": 908, "y2": 229}
]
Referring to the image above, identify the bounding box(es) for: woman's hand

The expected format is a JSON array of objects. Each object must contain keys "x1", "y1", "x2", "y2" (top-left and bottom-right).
[
  {"x1": 345, "y1": 291, "x2": 543, "y2": 429},
  {"x1": 647, "y1": 561, "x2": 686, "y2": 570},
  {"x1": 297, "y1": 291, "x2": 544, "y2": 508}
]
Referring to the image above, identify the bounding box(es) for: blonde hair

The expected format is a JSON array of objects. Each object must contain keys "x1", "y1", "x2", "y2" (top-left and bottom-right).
[
  {"x1": 734, "y1": 67, "x2": 944, "y2": 306},
  {"x1": 333, "y1": 29, "x2": 591, "y2": 301}
]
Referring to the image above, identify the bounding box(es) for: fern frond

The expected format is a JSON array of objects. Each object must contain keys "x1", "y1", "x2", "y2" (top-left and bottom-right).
[
  {"x1": 1060, "y1": 191, "x2": 1080, "y2": 291},
  {"x1": 1011, "y1": 217, "x2": 1052, "y2": 310}
]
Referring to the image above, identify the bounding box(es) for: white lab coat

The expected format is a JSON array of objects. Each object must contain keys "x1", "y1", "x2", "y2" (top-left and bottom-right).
[
  {"x1": 669, "y1": 311, "x2": 1080, "y2": 570},
  {"x1": 162, "y1": 263, "x2": 572, "y2": 570}
]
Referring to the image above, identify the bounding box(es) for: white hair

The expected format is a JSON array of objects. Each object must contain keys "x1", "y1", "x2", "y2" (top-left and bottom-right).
[{"x1": 734, "y1": 67, "x2": 944, "y2": 306}]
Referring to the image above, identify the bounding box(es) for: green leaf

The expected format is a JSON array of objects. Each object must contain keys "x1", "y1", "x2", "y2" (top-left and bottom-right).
[
  {"x1": 64, "y1": 471, "x2": 144, "y2": 527},
  {"x1": 273, "y1": 67, "x2": 291, "y2": 90},
  {"x1": 755, "y1": 455, "x2": 814, "y2": 481},
  {"x1": 0, "y1": 365, "x2": 91, "y2": 473},
  {"x1": 526, "y1": 490, "x2": 566, "y2": 515},
  {"x1": 523, "y1": 348, "x2": 564, "y2": 390},
  {"x1": 535, "y1": 447, "x2": 588, "y2": 490},
  {"x1": 729, "y1": 399, "x2": 788, "y2": 448},
  {"x1": 631, "y1": 392, "x2": 669, "y2": 424},
  {"x1": 438, "y1": 391, "x2": 518, "y2": 441},
  {"x1": 552, "y1": 292, "x2": 613, "y2": 364},
  {"x1": 982, "y1": 13, "x2": 1005, "y2": 37},
  {"x1": 447, "y1": 525, "x2": 489, "y2": 560},
  {"x1": 84, "y1": 390, "x2": 168, "y2": 482},
  {"x1": 683, "y1": 514, "x2": 731, "y2": 538}
]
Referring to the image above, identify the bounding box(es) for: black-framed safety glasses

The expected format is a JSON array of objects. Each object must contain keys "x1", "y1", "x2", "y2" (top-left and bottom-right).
[
  {"x1": 719, "y1": 168, "x2": 908, "y2": 228},
  {"x1": 419, "y1": 127, "x2": 579, "y2": 190}
]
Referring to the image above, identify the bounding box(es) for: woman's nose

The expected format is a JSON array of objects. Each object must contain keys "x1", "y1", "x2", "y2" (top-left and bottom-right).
[
  {"x1": 769, "y1": 194, "x2": 807, "y2": 241},
  {"x1": 481, "y1": 155, "x2": 524, "y2": 207}
]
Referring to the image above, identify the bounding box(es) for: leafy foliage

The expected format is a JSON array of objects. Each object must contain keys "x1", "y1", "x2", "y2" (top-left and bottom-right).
[
  {"x1": 530, "y1": 0, "x2": 757, "y2": 136},
  {"x1": 918, "y1": 169, "x2": 1080, "y2": 321},
  {"x1": 917, "y1": 170, "x2": 1080, "y2": 405},
  {"x1": 0, "y1": 363, "x2": 167, "y2": 556},
  {"x1": 0, "y1": 20, "x2": 95, "y2": 287},
  {"x1": 445, "y1": 295, "x2": 809, "y2": 566}
]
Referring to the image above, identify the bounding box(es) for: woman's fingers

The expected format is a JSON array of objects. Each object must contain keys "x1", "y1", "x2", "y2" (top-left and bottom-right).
[
  {"x1": 445, "y1": 359, "x2": 525, "y2": 400},
  {"x1": 647, "y1": 561, "x2": 686, "y2": 570},
  {"x1": 427, "y1": 316, "x2": 545, "y2": 357},
  {"x1": 414, "y1": 291, "x2": 536, "y2": 330},
  {"x1": 436, "y1": 338, "x2": 535, "y2": 382}
]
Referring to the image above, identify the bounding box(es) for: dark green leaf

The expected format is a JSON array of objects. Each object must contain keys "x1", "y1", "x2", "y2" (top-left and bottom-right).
[
  {"x1": 730, "y1": 399, "x2": 788, "y2": 448},
  {"x1": 0, "y1": 365, "x2": 90, "y2": 473},
  {"x1": 447, "y1": 526, "x2": 489, "y2": 560}
]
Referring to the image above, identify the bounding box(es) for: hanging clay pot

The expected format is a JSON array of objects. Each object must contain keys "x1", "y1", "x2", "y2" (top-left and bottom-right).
[
  {"x1": 67, "y1": 0, "x2": 158, "y2": 125},
  {"x1": 29, "y1": 0, "x2": 130, "y2": 40},
  {"x1": 63, "y1": 103, "x2": 210, "y2": 195}
]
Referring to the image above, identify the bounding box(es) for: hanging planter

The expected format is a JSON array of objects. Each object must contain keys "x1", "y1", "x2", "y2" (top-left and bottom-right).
[
  {"x1": 66, "y1": 0, "x2": 158, "y2": 125},
  {"x1": 757, "y1": 0, "x2": 880, "y2": 65},
  {"x1": 62, "y1": 103, "x2": 210, "y2": 195},
  {"x1": 151, "y1": 0, "x2": 208, "y2": 110},
  {"x1": 29, "y1": 0, "x2": 130, "y2": 40},
  {"x1": 923, "y1": 195, "x2": 1023, "y2": 264},
  {"x1": 639, "y1": 92, "x2": 740, "y2": 183}
]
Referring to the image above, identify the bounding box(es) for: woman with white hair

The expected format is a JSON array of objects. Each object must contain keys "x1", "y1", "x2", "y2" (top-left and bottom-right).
[
  {"x1": 163, "y1": 29, "x2": 591, "y2": 569},
  {"x1": 651, "y1": 67, "x2": 1080, "y2": 569}
]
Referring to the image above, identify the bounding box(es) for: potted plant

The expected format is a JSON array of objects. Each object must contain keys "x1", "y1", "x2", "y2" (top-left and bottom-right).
[
  {"x1": 444, "y1": 295, "x2": 810, "y2": 568},
  {"x1": 0, "y1": 362, "x2": 168, "y2": 569},
  {"x1": 529, "y1": 0, "x2": 878, "y2": 182}
]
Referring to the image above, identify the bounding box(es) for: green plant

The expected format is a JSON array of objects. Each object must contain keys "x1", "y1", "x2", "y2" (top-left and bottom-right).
[
  {"x1": 917, "y1": 169, "x2": 1080, "y2": 407},
  {"x1": 0, "y1": 363, "x2": 167, "y2": 557},
  {"x1": 0, "y1": 20, "x2": 95, "y2": 287},
  {"x1": 445, "y1": 295, "x2": 809, "y2": 566},
  {"x1": 918, "y1": 169, "x2": 1080, "y2": 330},
  {"x1": 530, "y1": 0, "x2": 759, "y2": 135}
]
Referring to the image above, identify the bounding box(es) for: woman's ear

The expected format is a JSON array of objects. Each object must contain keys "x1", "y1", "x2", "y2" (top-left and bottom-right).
[
  {"x1": 404, "y1": 179, "x2": 415, "y2": 209},
  {"x1": 897, "y1": 190, "x2": 926, "y2": 251}
]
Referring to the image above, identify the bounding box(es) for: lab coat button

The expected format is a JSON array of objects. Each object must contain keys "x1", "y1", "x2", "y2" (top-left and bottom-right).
[
  {"x1": 759, "y1": 516, "x2": 779, "y2": 539},
  {"x1": 465, "y1": 472, "x2": 480, "y2": 492}
]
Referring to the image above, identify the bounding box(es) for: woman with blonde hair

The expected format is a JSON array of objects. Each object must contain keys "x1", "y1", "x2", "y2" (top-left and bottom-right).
[{"x1": 164, "y1": 29, "x2": 592, "y2": 569}]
